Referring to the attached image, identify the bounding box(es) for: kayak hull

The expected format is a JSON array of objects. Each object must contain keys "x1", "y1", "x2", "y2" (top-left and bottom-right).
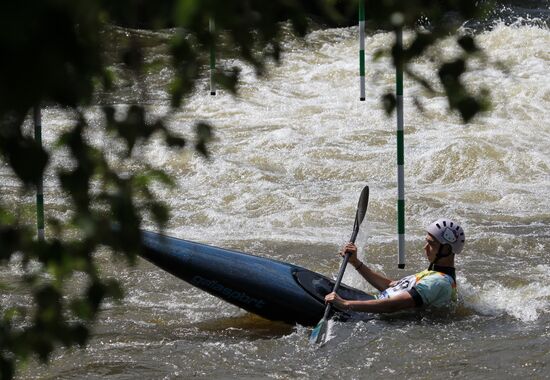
[{"x1": 140, "y1": 230, "x2": 374, "y2": 326}]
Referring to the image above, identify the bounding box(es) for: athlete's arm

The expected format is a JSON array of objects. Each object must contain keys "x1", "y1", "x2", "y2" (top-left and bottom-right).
[
  {"x1": 354, "y1": 263, "x2": 393, "y2": 291},
  {"x1": 340, "y1": 243, "x2": 393, "y2": 291},
  {"x1": 325, "y1": 291, "x2": 416, "y2": 313}
]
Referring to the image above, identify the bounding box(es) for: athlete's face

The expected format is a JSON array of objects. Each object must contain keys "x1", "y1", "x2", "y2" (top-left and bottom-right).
[{"x1": 424, "y1": 234, "x2": 440, "y2": 262}]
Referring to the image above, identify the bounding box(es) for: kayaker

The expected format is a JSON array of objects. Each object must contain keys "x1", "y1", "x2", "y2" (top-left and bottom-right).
[{"x1": 324, "y1": 218, "x2": 465, "y2": 313}]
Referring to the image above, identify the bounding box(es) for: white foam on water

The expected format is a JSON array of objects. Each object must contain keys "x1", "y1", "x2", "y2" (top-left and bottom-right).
[
  {"x1": 140, "y1": 22, "x2": 549, "y2": 250},
  {"x1": 460, "y1": 267, "x2": 550, "y2": 322}
]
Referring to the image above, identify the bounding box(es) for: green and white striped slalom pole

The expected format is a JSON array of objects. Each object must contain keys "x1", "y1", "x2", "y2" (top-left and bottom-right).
[
  {"x1": 34, "y1": 106, "x2": 45, "y2": 241},
  {"x1": 359, "y1": 0, "x2": 366, "y2": 101},
  {"x1": 209, "y1": 18, "x2": 216, "y2": 96},
  {"x1": 395, "y1": 27, "x2": 405, "y2": 269}
]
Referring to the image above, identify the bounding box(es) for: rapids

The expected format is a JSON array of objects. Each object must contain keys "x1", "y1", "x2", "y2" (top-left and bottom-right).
[{"x1": 2, "y1": 6, "x2": 549, "y2": 379}]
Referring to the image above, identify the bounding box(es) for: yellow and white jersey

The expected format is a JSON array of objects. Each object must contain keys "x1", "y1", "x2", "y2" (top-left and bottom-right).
[{"x1": 377, "y1": 269, "x2": 457, "y2": 308}]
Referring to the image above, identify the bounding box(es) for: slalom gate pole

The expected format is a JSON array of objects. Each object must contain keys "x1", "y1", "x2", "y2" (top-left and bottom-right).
[
  {"x1": 395, "y1": 27, "x2": 405, "y2": 269},
  {"x1": 34, "y1": 105, "x2": 45, "y2": 241},
  {"x1": 209, "y1": 18, "x2": 216, "y2": 96},
  {"x1": 359, "y1": 0, "x2": 366, "y2": 101}
]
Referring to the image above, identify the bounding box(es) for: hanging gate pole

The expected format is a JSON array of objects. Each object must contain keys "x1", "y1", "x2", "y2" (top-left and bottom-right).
[
  {"x1": 359, "y1": 0, "x2": 366, "y2": 101},
  {"x1": 209, "y1": 18, "x2": 216, "y2": 96},
  {"x1": 395, "y1": 27, "x2": 405, "y2": 269}
]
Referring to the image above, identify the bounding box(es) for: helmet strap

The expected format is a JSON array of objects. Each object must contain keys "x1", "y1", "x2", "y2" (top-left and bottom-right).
[{"x1": 428, "y1": 244, "x2": 452, "y2": 271}]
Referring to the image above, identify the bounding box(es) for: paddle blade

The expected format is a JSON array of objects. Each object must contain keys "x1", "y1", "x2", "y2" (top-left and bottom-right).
[
  {"x1": 309, "y1": 318, "x2": 328, "y2": 344},
  {"x1": 356, "y1": 185, "x2": 369, "y2": 228},
  {"x1": 350, "y1": 185, "x2": 369, "y2": 243}
]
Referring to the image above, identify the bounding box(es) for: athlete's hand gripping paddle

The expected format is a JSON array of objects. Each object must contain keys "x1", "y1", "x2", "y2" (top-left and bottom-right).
[{"x1": 309, "y1": 185, "x2": 369, "y2": 344}]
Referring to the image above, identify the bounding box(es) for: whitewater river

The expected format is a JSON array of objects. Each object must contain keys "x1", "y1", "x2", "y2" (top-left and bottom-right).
[{"x1": 3, "y1": 5, "x2": 549, "y2": 380}]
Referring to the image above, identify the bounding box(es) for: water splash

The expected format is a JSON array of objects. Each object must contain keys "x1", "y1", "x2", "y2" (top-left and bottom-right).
[{"x1": 461, "y1": 273, "x2": 550, "y2": 322}]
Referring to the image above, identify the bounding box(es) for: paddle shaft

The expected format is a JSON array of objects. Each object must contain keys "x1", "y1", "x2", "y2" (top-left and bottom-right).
[
  {"x1": 320, "y1": 225, "x2": 361, "y2": 321},
  {"x1": 321, "y1": 252, "x2": 350, "y2": 320}
]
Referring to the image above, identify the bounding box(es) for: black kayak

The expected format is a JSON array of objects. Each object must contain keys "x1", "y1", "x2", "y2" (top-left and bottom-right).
[{"x1": 140, "y1": 230, "x2": 375, "y2": 326}]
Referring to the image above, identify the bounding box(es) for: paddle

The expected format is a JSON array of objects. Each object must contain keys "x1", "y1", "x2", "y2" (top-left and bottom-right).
[{"x1": 309, "y1": 185, "x2": 369, "y2": 344}]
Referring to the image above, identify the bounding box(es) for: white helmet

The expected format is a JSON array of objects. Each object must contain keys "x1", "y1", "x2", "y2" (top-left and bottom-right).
[{"x1": 426, "y1": 218, "x2": 465, "y2": 255}]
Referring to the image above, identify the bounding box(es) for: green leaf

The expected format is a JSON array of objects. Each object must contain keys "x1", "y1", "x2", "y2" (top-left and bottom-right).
[
  {"x1": 194, "y1": 122, "x2": 213, "y2": 158},
  {"x1": 382, "y1": 93, "x2": 397, "y2": 115},
  {"x1": 458, "y1": 35, "x2": 478, "y2": 53}
]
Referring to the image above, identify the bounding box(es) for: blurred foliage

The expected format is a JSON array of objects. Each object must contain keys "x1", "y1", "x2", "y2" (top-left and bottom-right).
[
  {"x1": 0, "y1": 0, "x2": 491, "y2": 378},
  {"x1": 365, "y1": 0, "x2": 493, "y2": 121}
]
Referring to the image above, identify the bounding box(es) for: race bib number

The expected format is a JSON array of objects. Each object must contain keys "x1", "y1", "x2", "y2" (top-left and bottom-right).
[{"x1": 378, "y1": 274, "x2": 417, "y2": 299}]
